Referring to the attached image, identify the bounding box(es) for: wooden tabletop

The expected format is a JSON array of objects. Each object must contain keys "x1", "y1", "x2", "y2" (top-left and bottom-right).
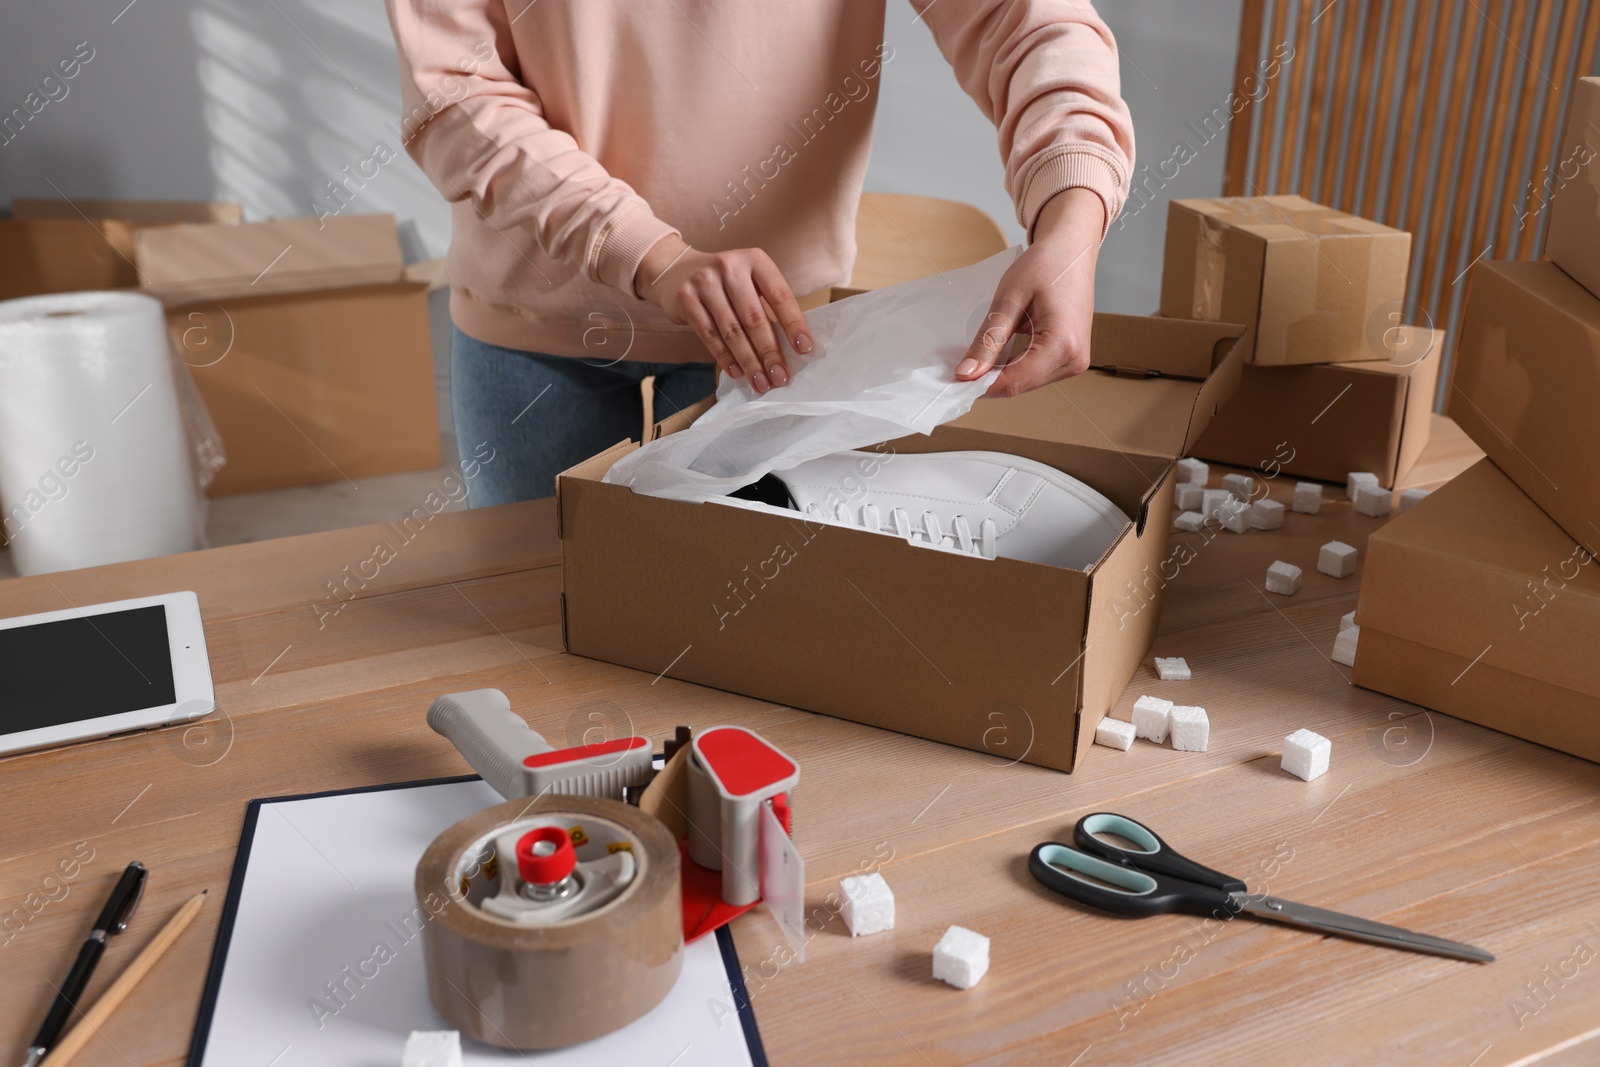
[{"x1": 4, "y1": 420, "x2": 1597, "y2": 1067}]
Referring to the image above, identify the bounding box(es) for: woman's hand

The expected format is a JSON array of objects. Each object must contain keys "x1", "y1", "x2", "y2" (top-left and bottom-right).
[
  {"x1": 955, "y1": 187, "x2": 1106, "y2": 398},
  {"x1": 637, "y1": 235, "x2": 813, "y2": 393}
]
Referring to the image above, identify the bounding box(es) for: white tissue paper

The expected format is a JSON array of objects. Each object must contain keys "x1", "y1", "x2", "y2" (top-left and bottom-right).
[
  {"x1": 604, "y1": 247, "x2": 1019, "y2": 502},
  {"x1": 0, "y1": 291, "x2": 202, "y2": 575}
]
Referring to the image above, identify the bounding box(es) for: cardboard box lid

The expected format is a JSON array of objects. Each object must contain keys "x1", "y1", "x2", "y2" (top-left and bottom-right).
[
  {"x1": 11, "y1": 198, "x2": 243, "y2": 224},
  {"x1": 1171, "y1": 194, "x2": 1407, "y2": 240},
  {"x1": 1359, "y1": 458, "x2": 1600, "y2": 699},
  {"x1": 948, "y1": 312, "x2": 1246, "y2": 459},
  {"x1": 134, "y1": 214, "x2": 406, "y2": 303}
]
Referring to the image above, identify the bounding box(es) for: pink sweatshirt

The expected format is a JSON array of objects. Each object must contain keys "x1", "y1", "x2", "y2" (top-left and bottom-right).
[{"x1": 384, "y1": 1, "x2": 1134, "y2": 362}]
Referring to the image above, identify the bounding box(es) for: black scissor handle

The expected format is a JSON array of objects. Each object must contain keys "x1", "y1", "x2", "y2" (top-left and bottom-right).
[
  {"x1": 1029, "y1": 843, "x2": 1242, "y2": 919},
  {"x1": 1074, "y1": 813, "x2": 1248, "y2": 894}
]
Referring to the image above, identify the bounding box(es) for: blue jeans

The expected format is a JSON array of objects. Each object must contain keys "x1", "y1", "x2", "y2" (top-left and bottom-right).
[{"x1": 450, "y1": 326, "x2": 717, "y2": 505}]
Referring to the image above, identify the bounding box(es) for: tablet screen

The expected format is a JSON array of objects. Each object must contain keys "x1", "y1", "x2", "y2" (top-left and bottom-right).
[{"x1": 0, "y1": 605, "x2": 178, "y2": 732}]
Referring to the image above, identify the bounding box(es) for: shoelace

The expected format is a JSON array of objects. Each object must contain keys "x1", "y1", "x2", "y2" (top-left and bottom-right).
[{"x1": 804, "y1": 501, "x2": 997, "y2": 560}]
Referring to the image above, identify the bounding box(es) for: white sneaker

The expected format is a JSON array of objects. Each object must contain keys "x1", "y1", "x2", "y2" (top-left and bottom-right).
[{"x1": 717, "y1": 450, "x2": 1130, "y2": 570}]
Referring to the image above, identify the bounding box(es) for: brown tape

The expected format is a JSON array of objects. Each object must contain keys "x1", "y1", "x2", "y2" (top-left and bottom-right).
[
  {"x1": 1191, "y1": 213, "x2": 1227, "y2": 320},
  {"x1": 638, "y1": 745, "x2": 691, "y2": 841},
  {"x1": 416, "y1": 795, "x2": 683, "y2": 1050}
]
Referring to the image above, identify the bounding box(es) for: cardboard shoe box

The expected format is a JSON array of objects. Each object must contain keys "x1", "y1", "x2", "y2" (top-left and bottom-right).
[
  {"x1": 558, "y1": 312, "x2": 1246, "y2": 773},
  {"x1": 1352, "y1": 458, "x2": 1600, "y2": 763},
  {"x1": 135, "y1": 215, "x2": 440, "y2": 495},
  {"x1": 1192, "y1": 325, "x2": 1441, "y2": 488},
  {"x1": 1542, "y1": 76, "x2": 1600, "y2": 299},
  {"x1": 0, "y1": 198, "x2": 242, "y2": 300},
  {"x1": 1160, "y1": 195, "x2": 1411, "y2": 366},
  {"x1": 1449, "y1": 260, "x2": 1600, "y2": 551}
]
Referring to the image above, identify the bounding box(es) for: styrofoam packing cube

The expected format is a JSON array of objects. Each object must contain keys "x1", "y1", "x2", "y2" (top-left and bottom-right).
[
  {"x1": 1095, "y1": 716, "x2": 1137, "y2": 751},
  {"x1": 1332, "y1": 624, "x2": 1359, "y2": 667},
  {"x1": 1220, "y1": 498, "x2": 1250, "y2": 533},
  {"x1": 1353, "y1": 484, "x2": 1392, "y2": 517},
  {"x1": 1347, "y1": 472, "x2": 1379, "y2": 500},
  {"x1": 1340, "y1": 610, "x2": 1356, "y2": 631},
  {"x1": 1399, "y1": 487, "x2": 1431, "y2": 511},
  {"x1": 1175, "y1": 482, "x2": 1204, "y2": 511},
  {"x1": 1132, "y1": 695, "x2": 1174, "y2": 743},
  {"x1": 1318, "y1": 540, "x2": 1358, "y2": 578},
  {"x1": 1154, "y1": 656, "x2": 1191, "y2": 682},
  {"x1": 403, "y1": 1032, "x2": 464, "y2": 1067},
  {"x1": 1265, "y1": 560, "x2": 1302, "y2": 595},
  {"x1": 933, "y1": 925, "x2": 990, "y2": 989},
  {"x1": 1221, "y1": 472, "x2": 1256, "y2": 501},
  {"x1": 1248, "y1": 499, "x2": 1285, "y2": 530},
  {"x1": 1174, "y1": 510, "x2": 1207, "y2": 533},
  {"x1": 1169, "y1": 706, "x2": 1210, "y2": 752},
  {"x1": 839, "y1": 872, "x2": 895, "y2": 937},
  {"x1": 1281, "y1": 728, "x2": 1332, "y2": 781},
  {"x1": 1292, "y1": 481, "x2": 1323, "y2": 514},
  {"x1": 1175, "y1": 457, "x2": 1209, "y2": 485}
]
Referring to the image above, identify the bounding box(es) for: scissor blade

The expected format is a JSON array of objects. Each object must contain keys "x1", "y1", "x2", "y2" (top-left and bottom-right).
[{"x1": 1238, "y1": 895, "x2": 1494, "y2": 963}]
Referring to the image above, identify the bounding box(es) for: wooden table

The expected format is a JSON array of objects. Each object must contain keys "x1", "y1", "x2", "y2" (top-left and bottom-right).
[{"x1": 4, "y1": 423, "x2": 1597, "y2": 1067}]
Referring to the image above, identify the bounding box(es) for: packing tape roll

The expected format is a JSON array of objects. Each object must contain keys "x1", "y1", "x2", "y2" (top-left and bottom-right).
[{"x1": 416, "y1": 795, "x2": 683, "y2": 1050}]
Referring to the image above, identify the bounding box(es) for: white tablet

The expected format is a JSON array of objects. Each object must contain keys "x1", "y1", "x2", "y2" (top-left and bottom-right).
[{"x1": 0, "y1": 590, "x2": 215, "y2": 757}]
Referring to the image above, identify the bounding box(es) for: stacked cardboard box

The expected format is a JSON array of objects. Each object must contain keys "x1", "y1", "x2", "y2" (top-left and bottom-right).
[
  {"x1": 1448, "y1": 259, "x2": 1600, "y2": 547},
  {"x1": 0, "y1": 200, "x2": 440, "y2": 496},
  {"x1": 1350, "y1": 77, "x2": 1600, "y2": 763},
  {"x1": 559, "y1": 311, "x2": 1246, "y2": 773},
  {"x1": 1444, "y1": 77, "x2": 1600, "y2": 551},
  {"x1": 1446, "y1": 75, "x2": 1600, "y2": 553},
  {"x1": 1353, "y1": 460, "x2": 1599, "y2": 762},
  {"x1": 1161, "y1": 195, "x2": 1433, "y2": 488},
  {"x1": 1541, "y1": 77, "x2": 1600, "y2": 299}
]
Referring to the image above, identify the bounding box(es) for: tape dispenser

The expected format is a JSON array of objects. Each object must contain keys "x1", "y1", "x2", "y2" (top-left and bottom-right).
[{"x1": 418, "y1": 689, "x2": 804, "y2": 1051}]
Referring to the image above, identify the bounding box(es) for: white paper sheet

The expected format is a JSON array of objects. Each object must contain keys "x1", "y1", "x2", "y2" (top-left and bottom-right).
[
  {"x1": 194, "y1": 779, "x2": 760, "y2": 1066},
  {"x1": 604, "y1": 248, "x2": 1019, "y2": 502}
]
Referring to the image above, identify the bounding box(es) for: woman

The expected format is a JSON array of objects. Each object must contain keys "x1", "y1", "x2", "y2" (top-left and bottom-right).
[{"x1": 385, "y1": 0, "x2": 1133, "y2": 504}]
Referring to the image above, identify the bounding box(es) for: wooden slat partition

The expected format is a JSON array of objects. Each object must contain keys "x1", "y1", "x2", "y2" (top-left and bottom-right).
[{"x1": 1224, "y1": 0, "x2": 1600, "y2": 408}]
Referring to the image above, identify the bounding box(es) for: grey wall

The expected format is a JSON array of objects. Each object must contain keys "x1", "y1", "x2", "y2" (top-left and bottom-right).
[
  {"x1": 0, "y1": 0, "x2": 1242, "y2": 312},
  {"x1": 872, "y1": 0, "x2": 1244, "y2": 312}
]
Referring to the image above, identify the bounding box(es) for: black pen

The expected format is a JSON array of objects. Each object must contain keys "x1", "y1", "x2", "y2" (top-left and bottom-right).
[{"x1": 23, "y1": 860, "x2": 146, "y2": 1067}]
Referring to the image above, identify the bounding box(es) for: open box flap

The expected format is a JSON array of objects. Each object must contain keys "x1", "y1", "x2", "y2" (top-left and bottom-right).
[
  {"x1": 948, "y1": 313, "x2": 1246, "y2": 459},
  {"x1": 12, "y1": 198, "x2": 243, "y2": 224},
  {"x1": 135, "y1": 214, "x2": 406, "y2": 303},
  {"x1": 0, "y1": 218, "x2": 143, "y2": 298}
]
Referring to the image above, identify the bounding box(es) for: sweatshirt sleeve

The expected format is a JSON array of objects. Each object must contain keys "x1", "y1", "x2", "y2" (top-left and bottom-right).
[
  {"x1": 383, "y1": 0, "x2": 678, "y2": 295},
  {"x1": 911, "y1": 0, "x2": 1135, "y2": 239}
]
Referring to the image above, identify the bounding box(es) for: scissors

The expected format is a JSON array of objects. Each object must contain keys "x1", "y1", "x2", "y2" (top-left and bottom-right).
[{"x1": 1028, "y1": 813, "x2": 1493, "y2": 964}]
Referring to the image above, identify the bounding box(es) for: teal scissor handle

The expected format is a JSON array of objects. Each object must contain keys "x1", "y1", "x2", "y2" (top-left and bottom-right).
[
  {"x1": 1029, "y1": 842, "x2": 1243, "y2": 919},
  {"x1": 1073, "y1": 813, "x2": 1247, "y2": 894}
]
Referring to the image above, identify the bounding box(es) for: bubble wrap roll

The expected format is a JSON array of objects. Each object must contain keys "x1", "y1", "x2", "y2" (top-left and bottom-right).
[{"x1": 0, "y1": 291, "x2": 199, "y2": 574}]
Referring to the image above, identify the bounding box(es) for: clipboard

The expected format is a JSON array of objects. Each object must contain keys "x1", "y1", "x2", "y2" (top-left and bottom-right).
[{"x1": 187, "y1": 775, "x2": 768, "y2": 1065}]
